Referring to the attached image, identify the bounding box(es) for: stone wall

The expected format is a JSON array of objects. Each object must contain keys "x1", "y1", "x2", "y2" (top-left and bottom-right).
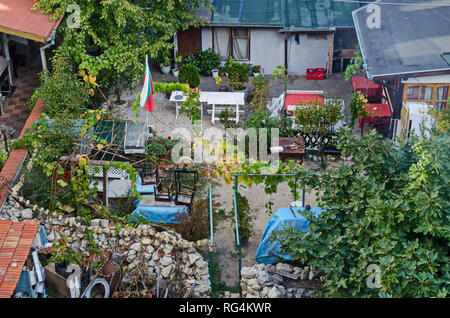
[
  {"x1": 241, "y1": 263, "x2": 323, "y2": 298},
  {"x1": 0, "y1": 196, "x2": 212, "y2": 298}
]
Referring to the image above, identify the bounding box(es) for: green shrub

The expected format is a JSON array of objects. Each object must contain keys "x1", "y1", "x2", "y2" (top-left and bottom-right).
[
  {"x1": 251, "y1": 76, "x2": 269, "y2": 112},
  {"x1": 179, "y1": 64, "x2": 200, "y2": 88},
  {"x1": 154, "y1": 82, "x2": 190, "y2": 93},
  {"x1": 228, "y1": 63, "x2": 249, "y2": 90},
  {"x1": 30, "y1": 54, "x2": 91, "y2": 119},
  {"x1": 182, "y1": 49, "x2": 220, "y2": 76}
]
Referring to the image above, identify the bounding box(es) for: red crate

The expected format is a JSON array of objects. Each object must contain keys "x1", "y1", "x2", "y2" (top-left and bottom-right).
[{"x1": 306, "y1": 68, "x2": 325, "y2": 80}]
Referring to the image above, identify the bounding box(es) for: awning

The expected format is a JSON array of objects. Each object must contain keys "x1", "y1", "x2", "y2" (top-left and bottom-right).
[{"x1": 0, "y1": 0, "x2": 60, "y2": 43}]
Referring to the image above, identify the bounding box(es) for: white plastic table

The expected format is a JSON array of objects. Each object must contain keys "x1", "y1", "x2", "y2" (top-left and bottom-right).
[
  {"x1": 169, "y1": 91, "x2": 208, "y2": 119},
  {"x1": 170, "y1": 91, "x2": 245, "y2": 124},
  {"x1": 204, "y1": 92, "x2": 245, "y2": 125}
]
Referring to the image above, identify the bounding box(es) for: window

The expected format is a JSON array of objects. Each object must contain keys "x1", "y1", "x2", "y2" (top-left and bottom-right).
[
  {"x1": 435, "y1": 86, "x2": 448, "y2": 109},
  {"x1": 404, "y1": 84, "x2": 449, "y2": 110},
  {"x1": 213, "y1": 27, "x2": 250, "y2": 61}
]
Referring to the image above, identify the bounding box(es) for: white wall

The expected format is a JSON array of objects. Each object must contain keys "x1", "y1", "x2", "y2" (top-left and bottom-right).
[
  {"x1": 401, "y1": 74, "x2": 450, "y2": 84},
  {"x1": 201, "y1": 28, "x2": 330, "y2": 75},
  {"x1": 201, "y1": 28, "x2": 284, "y2": 74},
  {"x1": 286, "y1": 33, "x2": 329, "y2": 75}
]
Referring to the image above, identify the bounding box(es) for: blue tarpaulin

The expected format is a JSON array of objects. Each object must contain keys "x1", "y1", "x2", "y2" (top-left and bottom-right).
[
  {"x1": 130, "y1": 198, "x2": 189, "y2": 224},
  {"x1": 255, "y1": 206, "x2": 325, "y2": 264}
]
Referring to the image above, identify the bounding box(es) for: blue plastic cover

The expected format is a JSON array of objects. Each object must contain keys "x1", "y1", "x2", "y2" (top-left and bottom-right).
[
  {"x1": 130, "y1": 198, "x2": 189, "y2": 224},
  {"x1": 135, "y1": 175, "x2": 157, "y2": 194},
  {"x1": 255, "y1": 206, "x2": 325, "y2": 264}
]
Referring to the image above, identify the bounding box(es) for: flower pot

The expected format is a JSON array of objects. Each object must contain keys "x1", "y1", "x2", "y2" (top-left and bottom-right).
[
  {"x1": 219, "y1": 72, "x2": 226, "y2": 77},
  {"x1": 160, "y1": 64, "x2": 171, "y2": 75},
  {"x1": 55, "y1": 261, "x2": 75, "y2": 278},
  {"x1": 113, "y1": 100, "x2": 128, "y2": 112},
  {"x1": 172, "y1": 69, "x2": 179, "y2": 77},
  {"x1": 253, "y1": 72, "x2": 260, "y2": 77},
  {"x1": 212, "y1": 69, "x2": 219, "y2": 78}
]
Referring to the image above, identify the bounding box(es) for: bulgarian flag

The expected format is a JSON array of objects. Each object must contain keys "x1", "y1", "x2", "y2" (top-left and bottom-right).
[{"x1": 140, "y1": 55, "x2": 155, "y2": 112}]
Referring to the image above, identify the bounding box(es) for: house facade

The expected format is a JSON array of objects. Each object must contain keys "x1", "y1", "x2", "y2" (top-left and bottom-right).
[
  {"x1": 352, "y1": 0, "x2": 450, "y2": 138},
  {"x1": 176, "y1": 0, "x2": 365, "y2": 75}
]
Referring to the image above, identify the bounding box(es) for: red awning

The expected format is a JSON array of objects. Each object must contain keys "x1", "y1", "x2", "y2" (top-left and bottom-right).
[
  {"x1": 0, "y1": 0, "x2": 60, "y2": 43},
  {"x1": 351, "y1": 76, "x2": 383, "y2": 102},
  {"x1": 284, "y1": 94, "x2": 324, "y2": 109},
  {"x1": 359, "y1": 103, "x2": 392, "y2": 128}
]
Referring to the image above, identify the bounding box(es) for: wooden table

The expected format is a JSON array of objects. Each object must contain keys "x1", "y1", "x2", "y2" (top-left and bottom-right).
[{"x1": 278, "y1": 137, "x2": 305, "y2": 162}]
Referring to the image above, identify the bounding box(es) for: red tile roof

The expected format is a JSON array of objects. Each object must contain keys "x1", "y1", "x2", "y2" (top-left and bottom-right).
[
  {"x1": 0, "y1": 219, "x2": 40, "y2": 298},
  {"x1": 0, "y1": 0, "x2": 61, "y2": 43}
]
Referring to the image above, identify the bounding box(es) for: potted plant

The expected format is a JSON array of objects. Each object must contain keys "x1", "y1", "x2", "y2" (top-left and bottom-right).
[
  {"x1": 219, "y1": 66, "x2": 226, "y2": 77},
  {"x1": 158, "y1": 51, "x2": 172, "y2": 75},
  {"x1": 48, "y1": 237, "x2": 83, "y2": 278},
  {"x1": 172, "y1": 55, "x2": 183, "y2": 77},
  {"x1": 253, "y1": 64, "x2": 262, "y2": 77}
]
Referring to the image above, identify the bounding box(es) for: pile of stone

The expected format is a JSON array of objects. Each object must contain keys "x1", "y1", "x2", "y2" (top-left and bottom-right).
[
  {"x1": 241, "y1": 263, "x2": 322, "y2": 298},
  {"x1": 0, "y1": 200, "x2": 33, "y2": 221},
  {"x1": 0, "y1": 197, "x2": 211, "y2": 298}
]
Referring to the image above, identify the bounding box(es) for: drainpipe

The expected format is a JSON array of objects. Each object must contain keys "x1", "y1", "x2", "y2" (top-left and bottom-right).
[
  {"x1": 40, "y1": 31, "x2": 56, "y2": 71},
  {"x1": 284, "y1": 32, "x2": 288, "y2": 74}
]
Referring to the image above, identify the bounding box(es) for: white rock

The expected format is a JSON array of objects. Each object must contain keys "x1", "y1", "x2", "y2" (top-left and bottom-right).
[
  {"x1": 267, "y1": 286, "x2": 281, "y2": 298},
  {"x1": 130, "y1": 242, "x2": 142, "y2": 252},
  {"x1": 160, "y1": 256, "x2": 172, "y2": 267},
  {"x1": 257, "y1": 270, "x2": 270, "y2": 285},
  {"x1": 188, "y1": 253, "x2": 200, "y2": 265},
  {"x1": 161, "y1": 265, "x2": 173, "y2": 278},
  {"x1": 241, "y1": 267, "x2": 257, "y2": 279},
  {"x1": 142, "y1": 238, "x2": 151, "y2": 246}
]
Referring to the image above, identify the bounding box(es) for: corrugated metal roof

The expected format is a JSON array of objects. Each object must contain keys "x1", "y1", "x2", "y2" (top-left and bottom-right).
[{"x1": 210, "y1": 0, "x2": 359, "y2": 30}]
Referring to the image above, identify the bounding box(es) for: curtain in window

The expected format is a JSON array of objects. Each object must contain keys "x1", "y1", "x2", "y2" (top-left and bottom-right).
[
  {"x1": 213, "y1": 28, "x2": 231, "y2": 60},
  {"x1": 436, "y1": 86, "x2": 449, "y2": 109},
  {"x1": 436, "y1": 86, "x2": 449, "y2": 100},
  {"x1": 232, "y1": 28, "x2": 249, "y2": 60},
  {"x1": 419, "y1": 86, "x2": 432, "y2": 100},
  {"x1": 406, "y1": 86, "x2": 420, "y2": 100}
]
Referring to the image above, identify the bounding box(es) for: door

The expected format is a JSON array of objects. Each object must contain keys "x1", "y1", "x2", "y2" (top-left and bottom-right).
[{"x1": 177, "y1": 28, "x2": 202, "y2": 57}]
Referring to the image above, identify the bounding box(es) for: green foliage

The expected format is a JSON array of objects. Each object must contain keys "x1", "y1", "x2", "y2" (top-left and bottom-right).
[
  {"x1": 33, "y1": 0, "x2": 209, "y2": 100},
  {"x1": 272, "y1": 65, "x2": 288, "y2": 93},
  {"x1": 293, "y1": 98, "x2": 342, "y2": 136},
  {"x1": 273, "y1": 128, "x2": 450, "y2": 297},
  {"x1": 251, "y1": 76, "x2": 269, "y2": 112},
  {"x1": 345, "y1": 45, "x2": 364, "y2": 81},
  {"x1": 252, "y1": 64, "x2": 261, "y2": 73},
  {"x1": 180, "y1": 88, "x2": 201, "y2": 122},
  {"x1": 179, "y1": 64, "x2": 200, "y2": 88},
  {"x1": 183, "y1": 49, "x2": 220, "y2": 76},
  {"x1": 232, "y1": 193, "x2": 254, "y2": 241},
  {"x1": 228, "y1": 63, "x2": 249, "y2": 90},
  {"x1": 48, "y1": 236, "x2": 83, "y2": 266},
  {"x1": 348, "y1": 91, "x2": 368, "y2": 127},
  {"x1": 429, "y1": 97, "x2": 450, "y2": 134},
  {"x1": 145, "y1": 135, "x2": 177, "y2": 162},
  {"x1": 30, "y1": 54, "x2": 90, "y2": 119},
  {"x1": 154, "y1": 82, "x2": 190, "y2": 93}
]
